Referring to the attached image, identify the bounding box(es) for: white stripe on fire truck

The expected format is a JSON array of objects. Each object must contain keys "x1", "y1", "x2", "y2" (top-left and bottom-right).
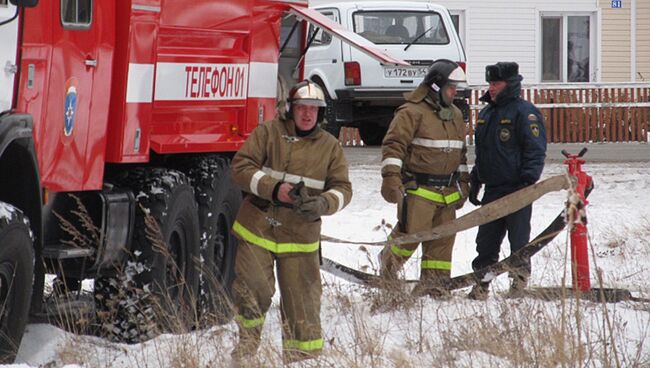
[
  {"x1": 411, "y1": 138, "x2": 464, "y2": 149},
  {"x1": 155, "y1": 62, "x2": 249, "y2": 101},
  {"x1": 126, "y1": 63, "x2": 154, "y2": 103},
  {"x1": 248, "y1": 62, "x2": 279, "y2": 99},
  {"x1": 261, "y1": 167, "x2": 325, "y2": 190},
  {"x1": 250, "y1": 170, "x2": 266, "y2": 196},
  {"x1": 325, "y1": 189, "x2": 345, "y2": 212}
]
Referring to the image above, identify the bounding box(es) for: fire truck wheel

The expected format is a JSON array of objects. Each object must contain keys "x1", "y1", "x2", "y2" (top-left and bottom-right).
[
  {"x1": 97, "y1": 168, "x2": 200, "y2": 343},
  {"x1": 174, "y1": 155, "x2": 242, "y2": 325},
  {"x1": 0, "y1": 203, "x2": 34, "y2": 363}
]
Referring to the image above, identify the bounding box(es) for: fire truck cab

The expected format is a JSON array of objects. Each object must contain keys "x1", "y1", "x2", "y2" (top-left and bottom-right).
[{"x1": 0, "y1": 0, "x2": 405, "y2": 361}]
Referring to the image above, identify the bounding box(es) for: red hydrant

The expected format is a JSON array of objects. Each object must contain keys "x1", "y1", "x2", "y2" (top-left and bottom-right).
[{"x1": 562, "y1": 148, "x2": 594, "y2": 292}]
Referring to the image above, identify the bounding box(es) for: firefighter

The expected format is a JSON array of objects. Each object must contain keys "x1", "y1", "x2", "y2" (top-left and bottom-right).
[
  {"x1": 467, "y1": 62, "x2": 547, "y2": 300},
  {"x1": 229, "y1": 80, "x2": 352, "y2": 365},
  {"x1": 380, "y1": 59, "x2": 470, "y2": 298}
]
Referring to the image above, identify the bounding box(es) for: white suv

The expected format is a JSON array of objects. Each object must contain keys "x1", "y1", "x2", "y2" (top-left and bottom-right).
[{"x1": 305, "y1": 1, "x2": 468, "y2": 145}]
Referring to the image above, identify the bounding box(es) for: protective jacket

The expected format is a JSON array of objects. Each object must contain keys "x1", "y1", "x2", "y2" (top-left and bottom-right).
[
  {"x1": 382, "y1": 84, "x2": 470, "y2": 203},
  {"x1": 231, "y1": 116, "x2": 352, "y2": 256},
  {"x1": 471, "y1": 77, "x2": 546, "y2": 198}
]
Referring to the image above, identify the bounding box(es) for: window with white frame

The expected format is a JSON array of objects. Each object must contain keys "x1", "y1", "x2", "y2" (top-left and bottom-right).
[
  {"x1": 449, "y1": 10, "x2": 466, "y2": 49},
  {"x1": 541, "y1": 14, "x2": 593, "y2": 83}
]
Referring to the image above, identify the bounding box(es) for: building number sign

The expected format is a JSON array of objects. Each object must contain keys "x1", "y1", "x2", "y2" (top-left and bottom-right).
[{"x1": 611, "y1": 0, "x2": 622, "y2": 8}]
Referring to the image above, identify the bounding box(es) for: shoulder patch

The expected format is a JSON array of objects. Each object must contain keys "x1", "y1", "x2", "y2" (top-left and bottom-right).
[
  {"x1": 477, "y1": 119, "x2": 486, "y2": 125},
  {"x1": 528, "y1": 113, "x2": 538, "y2": 122},
  {"x1": 530, "y1": 123, "x2": 540, "y2": 138}
]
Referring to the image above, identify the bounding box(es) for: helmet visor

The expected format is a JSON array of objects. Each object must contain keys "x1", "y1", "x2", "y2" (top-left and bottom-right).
[
  {"x1": 447, "y1": 66, "x2": 468, "y2": 88},
  {"x1": 293, "y1": 98, "x2": 327, "y2": 107}
]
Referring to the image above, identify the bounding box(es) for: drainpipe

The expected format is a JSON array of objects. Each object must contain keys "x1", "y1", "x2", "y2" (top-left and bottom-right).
[{"x1": 631, "y1": 0, "x2": 636, "y2": 82}]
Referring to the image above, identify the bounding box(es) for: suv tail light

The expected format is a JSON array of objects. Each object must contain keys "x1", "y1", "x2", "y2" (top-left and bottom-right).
[
  {"x1": 457, "y1": 61, "x2": 466, "y2": 72},
  {"x1": 344, "y1": 61, "x2": 361, "y2": 86}
]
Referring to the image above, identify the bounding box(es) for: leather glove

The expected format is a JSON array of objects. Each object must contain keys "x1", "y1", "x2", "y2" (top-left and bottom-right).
[
  {"x1": 468, "y1": 180, "x2": 482, "y2": 206},
  {"x1": 381, "y1": 174, "x2": 404, "y2": 204},
  {"x1": 295, "y1": 195, "x2": 329, "y2": 222},
  {"x1": 288, "y1": 181, "x2": 307, "y2": 205},
  {"x1": 454, "y1": 181, "x2": 470, "y2": 210}
]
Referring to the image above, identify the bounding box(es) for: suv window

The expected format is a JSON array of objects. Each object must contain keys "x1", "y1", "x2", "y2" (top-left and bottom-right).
[
  {"x1": 309, "y1": 10, "x2": 338, "y2": 46},
  {"x1": 353, "y1": 11, "x2": 448, "y2": 45}
]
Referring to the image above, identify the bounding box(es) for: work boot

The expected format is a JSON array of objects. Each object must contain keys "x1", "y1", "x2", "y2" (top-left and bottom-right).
[
  {"x1": 411, "y1": 283, "x2": 451, "y2": 300},
  {"x1": 412, "y1": 269, "x2": 452, "y2": 300},
  {"x1": 467, "y1": 282, "x2": 489, "y2": 301},
  {"x1": 283, "y1": 349, "x2": 320, "y2": 366},
  {"x1": 505, "y1": 276, "x2": 528, "y2": 298}
]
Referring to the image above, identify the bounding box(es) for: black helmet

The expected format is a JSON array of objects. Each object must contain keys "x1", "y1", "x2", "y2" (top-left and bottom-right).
[
  {"x1": 423, "y1": 59, "x2": 467, "y2": 107},
  {"x1": 286, "y1": 80, "x2": 327, "y2": 123}
]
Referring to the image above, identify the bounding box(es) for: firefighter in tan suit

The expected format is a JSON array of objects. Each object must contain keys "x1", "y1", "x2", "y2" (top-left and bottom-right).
[
  {"x1": 380, "y1": 59, "x2": 470, "y2": 298},
  {"x1": 230, "y1": 81, "x2": 352, "y2": 365}
]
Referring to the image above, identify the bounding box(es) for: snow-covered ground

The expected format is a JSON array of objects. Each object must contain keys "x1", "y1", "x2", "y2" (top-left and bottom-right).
[{"x1": 6, "y1": 159, "x2": 650, "y2": 367}]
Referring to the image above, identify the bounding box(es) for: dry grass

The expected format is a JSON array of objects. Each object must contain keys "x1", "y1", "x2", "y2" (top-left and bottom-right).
[{"x1": 43, "y1": 211, "x2": 650, "y2": 367}]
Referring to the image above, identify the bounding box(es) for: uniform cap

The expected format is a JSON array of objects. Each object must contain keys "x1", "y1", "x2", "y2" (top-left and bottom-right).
[{"x1": 485, "y1": 62, "x2": 519, "y2": 82}]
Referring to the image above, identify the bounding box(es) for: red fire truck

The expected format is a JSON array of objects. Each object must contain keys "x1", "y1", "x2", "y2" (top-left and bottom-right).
[{"x1": 0, "y1": 0, "x2": 405, "y2": 361}]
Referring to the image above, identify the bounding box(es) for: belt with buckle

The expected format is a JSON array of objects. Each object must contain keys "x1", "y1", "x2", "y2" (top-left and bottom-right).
[{"x1": 413, "y1": 172, "x2": 459, "y2": 187}]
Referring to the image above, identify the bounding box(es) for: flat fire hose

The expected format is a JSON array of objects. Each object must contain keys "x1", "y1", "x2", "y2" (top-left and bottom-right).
[
  {"x1": 320, "y1": 174, "x2": 576, "y2": 289},
  {"x1": 321, "y1": 174, "x2": 571, "y2": 247}
]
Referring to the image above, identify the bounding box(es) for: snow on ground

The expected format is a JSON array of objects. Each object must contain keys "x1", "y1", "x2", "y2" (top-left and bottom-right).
[{"x1": 5, "y1": 159, "x2": 650, "y2": 367}]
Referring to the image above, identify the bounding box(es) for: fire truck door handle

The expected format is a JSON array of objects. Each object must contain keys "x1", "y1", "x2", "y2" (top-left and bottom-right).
[{"x1": 85, "y1": 59, "x2": 97, "y2": 68}]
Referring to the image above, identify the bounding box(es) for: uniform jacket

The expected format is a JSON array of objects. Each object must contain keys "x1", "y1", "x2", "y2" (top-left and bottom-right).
[
  {"x1": 381, "y1": 84, "x2": 470, "y2": 201},
  {"x1": 231, "y1": 116, "x2": 352, "y2": 256},
  {"x1": 471, "y1": 77, "x2": 546, "y2": 196}
]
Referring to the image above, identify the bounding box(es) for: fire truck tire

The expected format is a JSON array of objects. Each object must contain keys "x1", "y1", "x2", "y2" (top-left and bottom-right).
[
  {"x1": 173, "y1": 155, "x2": 242, "y2": 325},
  {"x1": 359, "y1": 123, "x2": 388, "y2": 146},
  {"x1": 0, "y1": 203, "x2": 34, "y2": 363},
  {"x1": 96, "y1": 168, "x2": 200, "y2": 343}
]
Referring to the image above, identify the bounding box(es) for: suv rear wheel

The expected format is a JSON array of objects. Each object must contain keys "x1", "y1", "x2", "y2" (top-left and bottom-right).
[{"x1": 359, "y1": 123, "x2": 388, "y2": 146}]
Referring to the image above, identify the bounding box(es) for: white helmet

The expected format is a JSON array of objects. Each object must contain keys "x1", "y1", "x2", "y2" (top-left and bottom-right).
[{"x1": 286, "y1": 80, "x2": 327, "y2": 122}]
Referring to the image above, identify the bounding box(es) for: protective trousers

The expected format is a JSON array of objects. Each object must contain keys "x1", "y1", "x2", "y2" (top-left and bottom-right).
[
  {"x1": 380, "y1": 194, "x2": 456, "y2": 292},
  {"x1": 472, "y1": 203, "x2": 533, "y2": 280},
  {"x1": 231, "y1": 241, "x2": 323, "y2": 364}
]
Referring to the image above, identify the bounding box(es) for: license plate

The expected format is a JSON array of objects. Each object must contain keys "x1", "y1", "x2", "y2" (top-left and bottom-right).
[{"x1": 384, "y1": 67, "x2": 428, "y2": 78}]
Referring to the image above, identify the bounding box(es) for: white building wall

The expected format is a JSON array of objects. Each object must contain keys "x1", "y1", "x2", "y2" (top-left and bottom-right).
[{"x1": 433, "y1": 0, "x2": 598, "y2": 84}]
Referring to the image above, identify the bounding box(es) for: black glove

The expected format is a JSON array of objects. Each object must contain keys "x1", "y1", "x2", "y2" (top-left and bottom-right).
[
  {"x1": 468, "y1": 180, "x2": 482, "y2": 206},
  {"x1": 295, "y1": 195, "x2": 329, "y2": 222}
]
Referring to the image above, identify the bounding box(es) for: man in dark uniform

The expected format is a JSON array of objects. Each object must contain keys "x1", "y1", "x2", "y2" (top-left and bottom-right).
[{"x1": 467, "y1": 62, "x2": 547, "y2": 300}]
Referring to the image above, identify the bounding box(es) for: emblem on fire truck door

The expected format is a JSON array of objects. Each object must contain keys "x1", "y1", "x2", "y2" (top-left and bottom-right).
[{"x1": 63, "y1": 78, "x2": 79, "y2": 137}]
